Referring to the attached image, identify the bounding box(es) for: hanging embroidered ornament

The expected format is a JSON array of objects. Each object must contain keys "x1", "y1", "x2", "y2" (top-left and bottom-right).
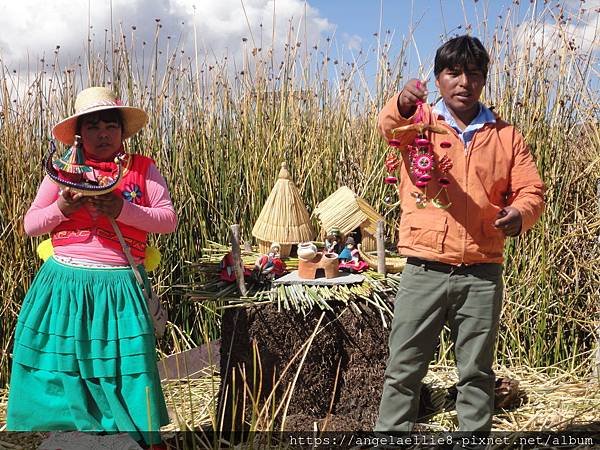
[
  {"x1": 388, "y1": 81, "x2": 453, "y2": 209},
  {"x1": 384, "y1": 152, "x2": 401, "y2": 180},
  {"x1": 382, "y1": 145, "x2": 402, "y2": 205},
  {"x1": 52, "y1": 135, "x2": 92, "y2": 175},
  {"x1": 431, "y1": 150, "x2": 453, "y2": 209}
]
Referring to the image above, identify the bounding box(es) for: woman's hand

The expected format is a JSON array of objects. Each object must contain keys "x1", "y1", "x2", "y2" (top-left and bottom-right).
[
  {"x1": 57, "y1": 187, "x2": 87, "y2": 217},
  {"x1": 398, "y1": 79, "x2": 428, "y2": 118},
  {"x1": 88, "y1": 192, "x2": 124, "y2": 219}
]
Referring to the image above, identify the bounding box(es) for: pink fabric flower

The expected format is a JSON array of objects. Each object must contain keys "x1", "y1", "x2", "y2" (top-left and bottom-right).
[{"x1": 415, "y1": 154, "x2": 433, "y2": 171}]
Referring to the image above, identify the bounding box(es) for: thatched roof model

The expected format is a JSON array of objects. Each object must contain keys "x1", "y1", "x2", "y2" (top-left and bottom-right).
[
  {"x1": 251, "y1": 162, "x2": 315, "y2": 246},
  {"x1": 313, "y1": 186, "x2": 383, "y2": 236}
]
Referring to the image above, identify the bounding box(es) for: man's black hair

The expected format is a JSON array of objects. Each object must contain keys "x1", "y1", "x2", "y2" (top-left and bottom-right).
[{"x1": 434, "y1": 35, "x2": 489, "y2": 79}]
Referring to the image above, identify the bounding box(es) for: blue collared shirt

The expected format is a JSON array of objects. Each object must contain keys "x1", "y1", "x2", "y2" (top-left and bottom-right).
[{"x1": 432, "y1": 99, "x2": 496, "y2": 147}]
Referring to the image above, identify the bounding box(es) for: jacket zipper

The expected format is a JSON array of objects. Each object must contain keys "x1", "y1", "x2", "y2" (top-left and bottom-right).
[
  {"x1": 462, "y1": 135, "x2": 476, "y2": 265},
  {"x1": 462, "y1": 140, "x2": 469, "y2": 265},
  {"x1": 440, "y1": 122, "x2": 470, "y2": 265}
]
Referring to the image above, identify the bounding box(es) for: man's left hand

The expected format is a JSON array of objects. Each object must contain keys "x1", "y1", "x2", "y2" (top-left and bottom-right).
[{"x1": 494, "y1": 206, "x2": 522, "y2": 237}]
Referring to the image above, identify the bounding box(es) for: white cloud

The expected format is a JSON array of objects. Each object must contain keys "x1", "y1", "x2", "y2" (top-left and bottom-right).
[
  {"x1": 177, "y1": 0, "x2": 334, "y2": 60},
  {"x1": 0, "y1": 0, "x2": 335, "y2": 70},
  {"x1": 342, "y1": 33, "x2": 363, "y2": 52},
  {"x1": 513, "y1": 0, "x2": 600, "y2": 57}
]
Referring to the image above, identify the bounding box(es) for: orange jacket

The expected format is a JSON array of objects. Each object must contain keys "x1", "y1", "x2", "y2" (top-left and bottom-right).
[{"x1": 378, "y1": 93, "x2": 544, "y2": 265}]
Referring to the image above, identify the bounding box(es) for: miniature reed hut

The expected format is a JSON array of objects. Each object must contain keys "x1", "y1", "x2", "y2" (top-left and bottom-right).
[
  {"x1": 313, "y1": 186, "x2": 383, "y2": 252},
  {"x1": 251, "y1": 162, "x2": 315, "y2": 257}
]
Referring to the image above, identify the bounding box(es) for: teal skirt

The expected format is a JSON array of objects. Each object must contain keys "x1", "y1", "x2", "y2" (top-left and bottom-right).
[{"x1": 7, "y1": 256, "x2": 169, "y2": 444}]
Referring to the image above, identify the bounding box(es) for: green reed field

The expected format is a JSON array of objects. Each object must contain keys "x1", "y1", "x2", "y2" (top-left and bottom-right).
[{"x1": 0, "y1": 2, "x2": 598, "y2": 388}]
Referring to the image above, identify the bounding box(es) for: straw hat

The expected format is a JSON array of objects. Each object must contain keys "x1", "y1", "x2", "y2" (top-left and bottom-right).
[{"x1": 52, "y1": 87, "x2": 148, "y2": 145}]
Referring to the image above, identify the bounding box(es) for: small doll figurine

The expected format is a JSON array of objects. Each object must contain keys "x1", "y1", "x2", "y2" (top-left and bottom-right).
[
  {"x1": 253, "y1": 242, "x2": 286, "y2": 282},
  {"x1": 262, "y1": 242, "x2": 281, "y2": 274},
  {"x1": 219, "y1": 252, "x2": 251, "y2": 282},
  {"x1": 338, "y1": 236, "x2": 369, "y2": 273},
  {"x1": 325, "y1": 227, "x2": 342, "y2": 255},
  {"x1": 338, "y1": 236, "x2": 355, "y2": 262}
]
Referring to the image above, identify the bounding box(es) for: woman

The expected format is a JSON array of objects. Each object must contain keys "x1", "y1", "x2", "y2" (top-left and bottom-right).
[{"x1": 7, "y1": 87, "x2": 177, "y2": 449}]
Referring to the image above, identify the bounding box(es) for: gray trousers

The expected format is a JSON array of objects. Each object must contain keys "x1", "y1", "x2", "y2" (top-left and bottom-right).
[{"x1": 375, "y1": 259, "x2": 503, "y2": 432}]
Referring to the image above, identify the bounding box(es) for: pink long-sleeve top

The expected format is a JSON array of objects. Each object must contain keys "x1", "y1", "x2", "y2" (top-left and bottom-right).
[{"x1": 25, "y1": 163, "x2": 178, "y2": 265}]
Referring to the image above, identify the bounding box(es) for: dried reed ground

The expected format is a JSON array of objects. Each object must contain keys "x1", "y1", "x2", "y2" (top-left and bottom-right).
[
  {"x1": 2, "y1": 366, "x2": 598, "y2": 436},
  {"x1": 167, "y1": 367, "x2": 600, "y2": 434}
]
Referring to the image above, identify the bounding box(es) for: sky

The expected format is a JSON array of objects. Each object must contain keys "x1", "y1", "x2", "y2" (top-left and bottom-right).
[{"x1": 0, "y1": 0, "x2": 598, "y2": 88}]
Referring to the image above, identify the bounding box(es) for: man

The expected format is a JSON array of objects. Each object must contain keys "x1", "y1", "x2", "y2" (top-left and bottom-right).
[{"x1": 375, "y1": 35, "x2": 544, "y2": 436}]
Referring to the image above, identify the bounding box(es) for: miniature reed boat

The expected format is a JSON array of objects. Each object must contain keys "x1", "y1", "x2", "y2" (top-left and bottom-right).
[
  {"x1": 44, "y1": 140, "x2": 125, "y2": 196},
  {"x1": 357, "y1": 244, "x2": 407, "y2": 273},
  {"x1": 391, "y1": 122, "x2": 448, "y2": 135}
]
